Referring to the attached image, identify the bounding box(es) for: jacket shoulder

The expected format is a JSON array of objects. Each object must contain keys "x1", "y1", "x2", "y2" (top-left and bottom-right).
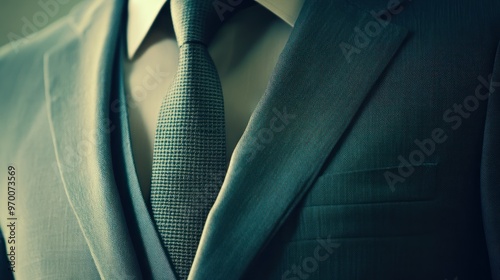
[{"x1": 0, "y1": 0, "x2": 106, "y2": 63}]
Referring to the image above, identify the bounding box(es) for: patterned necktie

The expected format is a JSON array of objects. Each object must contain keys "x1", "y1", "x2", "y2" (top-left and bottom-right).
[{"x1": 150, "y1": 0, "x2": 227, "y2": 279}]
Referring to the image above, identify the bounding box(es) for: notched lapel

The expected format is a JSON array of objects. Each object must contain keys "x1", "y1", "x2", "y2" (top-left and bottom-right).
[
  {"x1": 44, "y1": 0, "x2": 143, "y2": 278},
  {"x1": 190, "y1": 0, "x2": 408, "y2": 279}
]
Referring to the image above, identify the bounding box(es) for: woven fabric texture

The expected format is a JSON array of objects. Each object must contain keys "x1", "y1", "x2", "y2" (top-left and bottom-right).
[{"x1": 150, "y1": 1, "x2": 227, "y2": 278}]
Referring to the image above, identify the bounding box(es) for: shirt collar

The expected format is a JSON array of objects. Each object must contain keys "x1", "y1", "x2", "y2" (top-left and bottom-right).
[{"x1": 126, "y1": 0, "x2": 304, "y2": 59}]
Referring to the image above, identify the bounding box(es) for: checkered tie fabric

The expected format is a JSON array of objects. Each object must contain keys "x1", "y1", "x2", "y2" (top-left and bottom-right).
[{"x1": 150, "y1": 0, "x2": 227, "y2": 279}]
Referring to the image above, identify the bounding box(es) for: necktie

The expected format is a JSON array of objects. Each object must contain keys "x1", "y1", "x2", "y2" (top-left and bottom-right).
[{"x1": 150, "y1": 1, "x2": 227, "y2": 278}]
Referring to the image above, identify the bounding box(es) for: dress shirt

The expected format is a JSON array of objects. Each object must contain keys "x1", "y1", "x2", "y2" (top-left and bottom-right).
[{"x1": 124, "y1": 0, "x2": 303, "y2": 201}]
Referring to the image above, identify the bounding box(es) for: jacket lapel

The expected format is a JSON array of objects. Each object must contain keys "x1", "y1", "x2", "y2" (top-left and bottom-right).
[
  {"x1": 190, "y1": 0, "x2": 408, "y2": 279},
  {"x1": 44, "y1": 0, "x2": 143, "y2": 278}
]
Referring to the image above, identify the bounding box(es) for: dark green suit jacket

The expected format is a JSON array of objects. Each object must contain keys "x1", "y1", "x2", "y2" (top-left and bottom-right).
[{"x1": 0, "y1": 0, "x2": 499, "y2": 279}]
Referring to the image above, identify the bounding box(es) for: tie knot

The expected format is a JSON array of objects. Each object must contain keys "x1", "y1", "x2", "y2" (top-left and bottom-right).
[{"x1": 171, "y1": 0, "x2": 223, "y2": 47}]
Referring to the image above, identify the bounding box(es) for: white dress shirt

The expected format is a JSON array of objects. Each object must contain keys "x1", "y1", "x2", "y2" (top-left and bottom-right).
[{"x1": 125, "y1": 0, "x2": 303, "y2": 201}]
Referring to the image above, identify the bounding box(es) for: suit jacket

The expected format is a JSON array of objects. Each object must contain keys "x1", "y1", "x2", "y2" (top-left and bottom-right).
[{"x1": 1, "y1": 0, "x2": 499, "y2": 279}]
